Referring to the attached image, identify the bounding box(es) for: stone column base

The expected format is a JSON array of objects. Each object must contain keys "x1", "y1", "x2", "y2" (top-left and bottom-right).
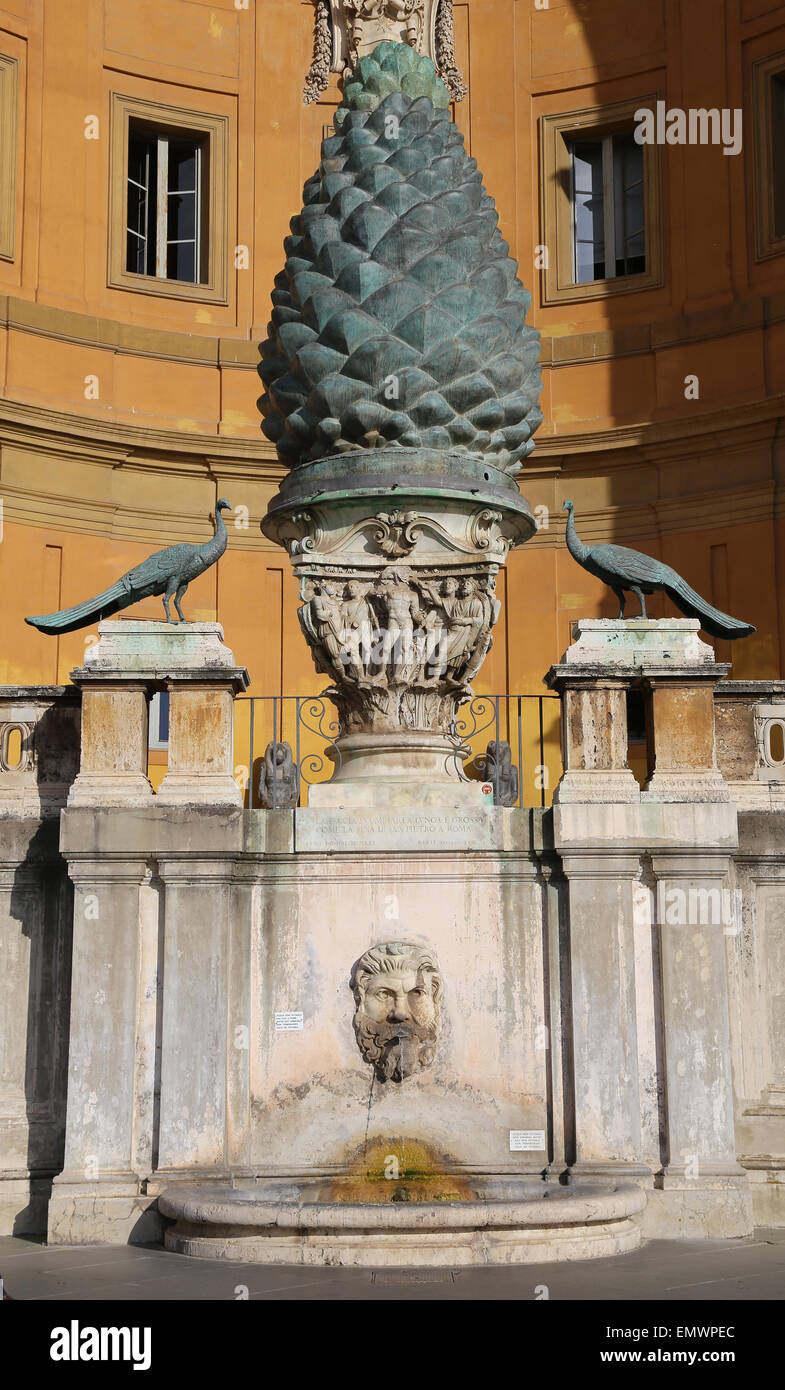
[
  {"x1": 67, "y1": 771, "x2": 154, "y2": 808},
  {"x1": 641, "y1": 1174, "x2": 753, "y2": 1239},
  {"x1": 47, "y1": 1175, "x2": 162, "y2": 1246},
  {"x1": 309, "y1": 731, "x2": 489, "y2": 808},
  {"x1": 643, "y1": 771, "x2": 730, "y2": 803},
  {"x1": 569, "y1": 1162, "x2": 653, "y2": 1183},
  {"x1": 744, "y1": 1165, "x2": 785, "y2": 1226},
  {"x1": 553, "y1": 770, "x2": 640, "y2": 804},
  {"x1": 0, "y1": 1174, "x2": 53, "y2": 1237},
  {"x1": 156, "y1": 771, "x2": 242, "y2": 807}
]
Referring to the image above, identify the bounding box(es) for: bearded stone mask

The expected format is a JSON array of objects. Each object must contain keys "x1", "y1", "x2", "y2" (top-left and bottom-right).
[{"x1": 349, "y1": 941, "x2": 443, "y2": 1083}]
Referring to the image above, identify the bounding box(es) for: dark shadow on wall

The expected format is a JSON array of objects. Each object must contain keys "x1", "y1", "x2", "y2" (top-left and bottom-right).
[
  {"x1": 9, "y1": 817, "x2": 73, "y2": 1239},
  {"x1": 534, "y1": 1, "x2": 784, "y2": 681}
]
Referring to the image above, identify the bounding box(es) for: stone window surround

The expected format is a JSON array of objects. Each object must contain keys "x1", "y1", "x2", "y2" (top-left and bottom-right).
[
  {"x1": 751, "y1": 49, "x2": 785, "y2": 262},
  {"x1": 107, "y1": 92, "x2": 230, "y2": 306},
  {"x1": 538, "y1": 95, "x2": 665, "y2": 307},
  {"x1": 0, "y1": 52, "x2": 19, "y2": 263}
]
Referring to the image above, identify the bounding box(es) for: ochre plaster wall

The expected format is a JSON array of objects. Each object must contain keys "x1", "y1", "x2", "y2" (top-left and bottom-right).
[{"x1": 0, "y1": 0, "x2": 783, "y2": 728}]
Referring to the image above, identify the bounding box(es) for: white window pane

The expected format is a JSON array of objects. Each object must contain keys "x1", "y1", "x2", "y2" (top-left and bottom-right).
[{"x1": 571, "y1": 140, "x2": 605, "y2": 283}]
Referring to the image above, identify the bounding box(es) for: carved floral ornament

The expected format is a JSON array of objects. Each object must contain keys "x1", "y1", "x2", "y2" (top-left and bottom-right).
[
  {"x1": 303, "y1": 0, "x2": 467, "y2": 104},
  {"x1": 275, "y1": 508, "x2": 513, "y2": 562}
]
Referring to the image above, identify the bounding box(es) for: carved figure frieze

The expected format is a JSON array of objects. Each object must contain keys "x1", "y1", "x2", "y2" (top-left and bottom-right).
[
  {"x1": 350, "y1": 940, "x2": 443, "y2": 1082},
  {"x1": 297, "y1": 561, "x2": 500, "y2": 732}
]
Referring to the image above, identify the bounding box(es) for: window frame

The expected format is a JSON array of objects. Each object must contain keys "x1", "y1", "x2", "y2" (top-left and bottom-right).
[
  {"x1": 752, "y1": 51, "x2": 785, "y2": 262},
  {"x1": 108, "y1": 93, "x2": 229, "y2": 304},
  {"x1": 148, "y1": 691, "x2": 170, "y2": 751},
  {"x1": 539, "y1": 96, "x2": 664, "y2": 306},
  {"x1": 0, "y1": 53, "x2": 19, "y2": 262}
]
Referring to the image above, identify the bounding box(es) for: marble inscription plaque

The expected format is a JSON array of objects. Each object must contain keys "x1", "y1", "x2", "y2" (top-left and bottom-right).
[{"x1": 295, "y1": 807, "x2": 501, "y2": 852}]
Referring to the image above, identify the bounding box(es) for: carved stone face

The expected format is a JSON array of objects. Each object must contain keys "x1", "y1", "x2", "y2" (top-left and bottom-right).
[
  {"x1": 350, "y1": 942, "x2": 443, "y2": 1083},
  {"x1": 346, "y1": 580, "x2": 362, "y2": 598}
]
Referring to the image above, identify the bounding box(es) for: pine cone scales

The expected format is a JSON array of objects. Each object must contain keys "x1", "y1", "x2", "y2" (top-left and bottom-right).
[{"x1": 260, "y1": 43, "x2": 542, "y2": 476}]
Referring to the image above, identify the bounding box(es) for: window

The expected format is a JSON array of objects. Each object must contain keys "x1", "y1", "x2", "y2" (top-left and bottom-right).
[
  {"x1": 0, "y1": 53, "x2": 19, "y2": 262},
  {"x1": 539, "y1": 98, "x2": 663, "y2": 305},
  {"x1": 752, "y1": 53, "x2": 785, "y2": 259},
  {"x1": 570, "y1": 133, "x2": 645, "y2": 284},
  {"x1": 126, "y1": 125, "x2": 207, "y2": 284},
  {"x1": 148, "y1": 692, "x2": 170, "y2": 751},
  {"x1": 109, "y1": 94, "x2": 230, "y2": 303}
]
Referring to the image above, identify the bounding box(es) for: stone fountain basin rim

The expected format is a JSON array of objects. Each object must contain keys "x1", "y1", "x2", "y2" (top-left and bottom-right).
[{"x1": 159, "y1": 1182, "x2": 646, "y2": 1232}]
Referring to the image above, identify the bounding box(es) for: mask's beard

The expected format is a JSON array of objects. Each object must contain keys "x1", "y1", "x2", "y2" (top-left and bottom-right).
[{"x1": 354, "y1": 1012, "x2": 439, "y2": 1083}]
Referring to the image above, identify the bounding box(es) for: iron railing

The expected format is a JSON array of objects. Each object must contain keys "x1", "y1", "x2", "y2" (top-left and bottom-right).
[{"x1": 234, "y1": 694, "x2": 562, "y2": 809}]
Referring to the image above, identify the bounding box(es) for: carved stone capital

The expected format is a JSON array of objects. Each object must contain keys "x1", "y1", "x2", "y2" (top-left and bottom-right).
[{"x1": 303, "y1": 0, "x2": 466, "y2": 103}]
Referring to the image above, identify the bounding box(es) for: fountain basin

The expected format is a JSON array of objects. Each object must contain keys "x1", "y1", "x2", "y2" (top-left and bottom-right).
[{"x1": 159, "y1": 1178, "x2": 647, "y2": 1267}]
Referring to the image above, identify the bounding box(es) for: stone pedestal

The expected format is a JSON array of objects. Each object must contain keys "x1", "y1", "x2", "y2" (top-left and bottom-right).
[
  {"x1": 547, "y1": 618, "x2": 752, "y2": 1238},
  {"x1": 157, "y1": 684, "x2": 242, "y2": 807},
  {"x1": 559, "y1": 849, "x2": 650, "y2": 1181},
  {"x1": 308, "y1": 731, "x2": 489, "y2": 808},
  {"x1": 555, "y1": 681, "x2": 639, "y2": 804},
  {"x1": 645, "y1": 680, "x2": 729, "y2": 802},
  {"x1": 69, "y1": 684, "x2": 153, "y2": 807},
  {"x1": 68, "y1": 621, "x2": 249, "y2": 809},
  {"x1": 261, "y1": 450, "x2": 536, "y2": 804},
  {"x1": 648, "y1": 849, "x2": 750, "y2": 1235},
  {"x1": 47, "y1": 851, "x2": 157, "y2": 1244},
  {"x1": 0, "y1": 687, "x2": 81, "y2": 816}
]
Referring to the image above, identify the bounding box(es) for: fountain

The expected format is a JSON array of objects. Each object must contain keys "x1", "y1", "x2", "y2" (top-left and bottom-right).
[
  {"x1": 34, "y1": 2, "x2": 755, "y2": 1266},
  {"x1": 158, "y1": 6, "x2": 649, "y2": 1264}
]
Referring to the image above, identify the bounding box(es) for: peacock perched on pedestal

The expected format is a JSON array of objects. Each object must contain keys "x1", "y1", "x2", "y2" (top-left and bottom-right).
[
  {"x1": 259, "y1": 41, "x2": 542, "y2": 476},
  {"x1": 26, "y1": 501, "x2": 232, "y2": 634},
  {"x1": 562, "y1": 500, "x2": 755, "y2": 641}
]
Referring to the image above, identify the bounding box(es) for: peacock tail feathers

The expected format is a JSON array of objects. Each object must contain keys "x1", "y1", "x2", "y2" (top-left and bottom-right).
[
  {"x1": 259, "y1": 41, "x2": 542, "y2": 476},
  {"x1": 661, "y1": 575, "x2": 756, "y2": 640},
  {"x1": 25, "y1": 579, "x2": 130, "y2": 635}
]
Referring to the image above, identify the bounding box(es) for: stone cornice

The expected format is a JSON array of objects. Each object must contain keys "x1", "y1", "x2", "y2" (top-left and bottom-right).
[
  {"x1": 4, "y1": 289, "x2": 785, "y2": 374},
  {"x1": 0, "y1": 392, "x2": 783, "y2": 549}
]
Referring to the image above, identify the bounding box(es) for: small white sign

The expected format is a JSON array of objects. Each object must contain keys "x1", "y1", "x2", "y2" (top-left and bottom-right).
[
  {"x1": 275, "y1": 1011, "x2": 304, "y2": 1032},
  {"x1": 509, "y1": 1130, "x2": 546, "y2": 1152}
]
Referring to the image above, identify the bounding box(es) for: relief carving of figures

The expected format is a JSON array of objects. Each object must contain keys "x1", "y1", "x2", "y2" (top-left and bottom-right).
[
  {"x1": 299, "y1": 579, "x2": 346, "y2": 677},
  {"x1": 340, "y1": 579, "x2": 379, "y2": 679},
  {"x1": 374, "y1": 565, "x2": 423, "y2": 683},
  {"x1": 344, "y1": 0, "x2": 425, "y2": 69},
  {"x1": 417, "y1": 575, "x2": 492, "y2": 687},
  {"x1": 303, "y1": 2, "x2": 467, "y2": 104},
  {"x1": 297, "y1": 562, "x2": 502, "y2": 733}
]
